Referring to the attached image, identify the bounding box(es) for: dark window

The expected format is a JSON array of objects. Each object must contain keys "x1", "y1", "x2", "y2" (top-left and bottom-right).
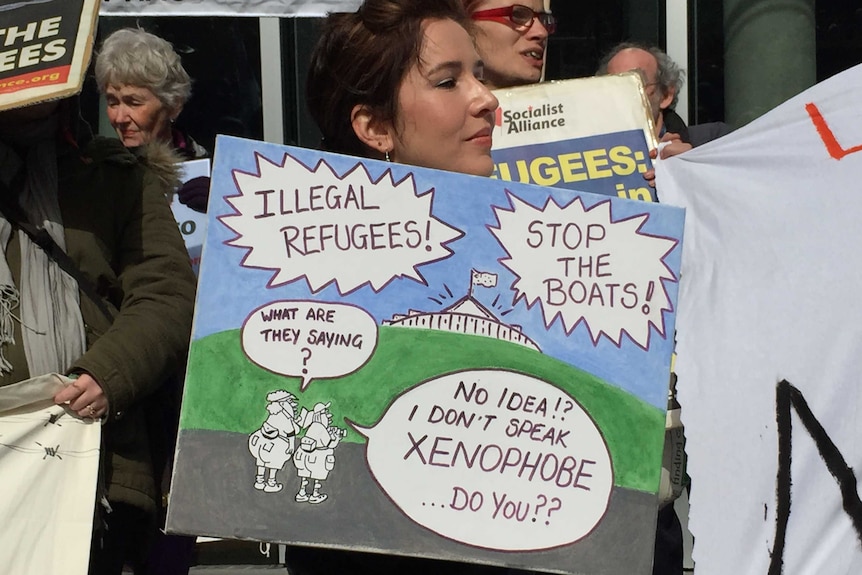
[{"x1": 817, "y1": 1, "x2": 862, "y2": 82}]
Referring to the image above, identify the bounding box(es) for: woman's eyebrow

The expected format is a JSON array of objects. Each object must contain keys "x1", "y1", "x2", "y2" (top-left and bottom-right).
[{"x1": 423, "y1": 60, "x2": 463, "y2": 76}]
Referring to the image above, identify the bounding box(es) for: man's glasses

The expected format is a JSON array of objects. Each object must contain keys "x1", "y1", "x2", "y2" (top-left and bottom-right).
[{"x1": 471, "y1": 4, "x2": 557, "y2": 35}]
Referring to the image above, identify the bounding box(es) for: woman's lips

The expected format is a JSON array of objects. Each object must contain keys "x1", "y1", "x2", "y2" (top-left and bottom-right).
[
  {"x1": 468, "y1": 128, "x2": 493, "y2": 148},
  {"x1": 522, "y1": 48, "x2": 545, "y2": 68}
]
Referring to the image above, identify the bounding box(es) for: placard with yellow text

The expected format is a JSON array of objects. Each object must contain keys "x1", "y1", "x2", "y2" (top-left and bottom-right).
[
  {"x1": 492, "y1": 74, "x2": 659, "y2": 202},
  {"x1": 0, "y1": 0, "x2": 99, "y2": 111}
]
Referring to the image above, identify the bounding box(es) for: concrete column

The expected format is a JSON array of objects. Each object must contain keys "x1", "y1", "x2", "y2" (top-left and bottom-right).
[
  {"x1": 724, "y1": 0, "x2": 816, "y2": 128},
  {"x1": 666, "y1": 0, "x2": 689, "y2": 123}
]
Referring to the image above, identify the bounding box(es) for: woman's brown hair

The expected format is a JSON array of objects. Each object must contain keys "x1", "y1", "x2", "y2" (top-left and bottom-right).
[
  {"x1": 461, "y1": 0, "x2": 485, "y2": 15},
  {"x1": 306, "y1": 0, "x2": 471, "y2": 157}
]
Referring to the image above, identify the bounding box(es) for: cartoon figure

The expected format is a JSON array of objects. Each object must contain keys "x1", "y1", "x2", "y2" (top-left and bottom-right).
[
  {"x1": 293, "y1": 402, "x2": 346, "y2": 504},
  {"x1": 248, "y1": 390, "x2": 300, "y2": 493}
]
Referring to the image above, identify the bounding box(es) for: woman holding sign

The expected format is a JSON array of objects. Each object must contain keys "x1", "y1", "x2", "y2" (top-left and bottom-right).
[
  {"x1": 96, "y1": 27, "x2": 207, "y2": 575},
  {"x1": 298, "y1": 1, "x2": 509, "y2": 573},
  {"x1": 0, "y1": 97, "x2": 196, "y2": 575},
  {"x1": 95, "y1": 28, "x2": 207, "y2": 159},
  {"x1": 96, "y1": 28, "x2": 210, "y2": 213}
]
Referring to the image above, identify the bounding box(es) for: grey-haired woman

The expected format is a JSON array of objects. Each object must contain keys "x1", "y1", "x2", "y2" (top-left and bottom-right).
[{"x1": 95, "y1": 27, "x2": 207, "y2": 160}]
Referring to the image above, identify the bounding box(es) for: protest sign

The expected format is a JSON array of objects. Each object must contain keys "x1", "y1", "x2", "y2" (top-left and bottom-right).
[
  {"x1": 657, "y1": 63, "x2": 862, "y2": 574},
  {"x1": 491, "y1": 74, "x2": 659, "y2": 202},
  {"x1": 0, "y1": 0, "x2": 99, "y2": 112},
  {"x1": 100, "y1": 0, "x2": 361, "y2": 17},
  {"x1": 0, "y1": 374, "x2": 101, "y2": 575},
  {"x1": 171, "y1": 159, "x2": 212, "y2": 276},
  {"x1": 167, "y1": 136, "x2": 684, "y2": 574}
]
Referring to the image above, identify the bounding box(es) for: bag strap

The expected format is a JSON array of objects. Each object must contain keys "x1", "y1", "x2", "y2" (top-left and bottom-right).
[{"x1": 0, "y1": 181, "x2": 115, "y2": 323}]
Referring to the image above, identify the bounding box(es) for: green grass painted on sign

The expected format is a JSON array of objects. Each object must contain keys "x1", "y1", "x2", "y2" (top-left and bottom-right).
[{"x1": 179, "y1": 326, "x2": 664, "y2": 492}]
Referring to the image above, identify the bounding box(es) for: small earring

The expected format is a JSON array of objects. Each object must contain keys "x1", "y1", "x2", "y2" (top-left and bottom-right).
[{"x1": 385, "y1": 150, "x2": 391, "y2": 162}]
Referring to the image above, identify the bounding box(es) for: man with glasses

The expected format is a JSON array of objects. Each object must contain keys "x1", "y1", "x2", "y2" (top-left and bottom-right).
[
  {"x1": 465, "y1": 1, "x2": 556, "y2": 89},
  {"x1": 597, "y1": 43, "x2": 686, "y2": 140},
  {"x1": 598, "y1": 42, "x2": 731, "y2": 148}
]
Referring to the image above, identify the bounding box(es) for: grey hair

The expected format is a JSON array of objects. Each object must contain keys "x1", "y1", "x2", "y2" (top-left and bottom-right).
[
  {"x1": 95, "y1": 28, "x2": 191, "y2": 110},
  {"x1": 596, "y1": 42, "x2": 685, "y2": 109}
]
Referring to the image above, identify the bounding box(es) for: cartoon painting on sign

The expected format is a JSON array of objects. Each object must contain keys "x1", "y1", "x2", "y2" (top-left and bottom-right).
[{"x1": 167, "y1": 136, "x2": 684, "y2": 574}]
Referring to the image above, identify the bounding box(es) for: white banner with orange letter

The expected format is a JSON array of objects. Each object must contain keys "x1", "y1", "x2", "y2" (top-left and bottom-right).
[{"x1": 657, "y1": 63, "x2": 862, "y2": 575}]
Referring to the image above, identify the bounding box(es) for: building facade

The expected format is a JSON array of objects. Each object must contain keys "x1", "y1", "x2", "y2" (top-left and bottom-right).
[{"x1": 86, "y1": 2, "x2": 861, "y2": 158}]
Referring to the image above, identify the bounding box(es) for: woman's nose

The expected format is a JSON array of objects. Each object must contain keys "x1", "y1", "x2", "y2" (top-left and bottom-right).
[
  {"x1": 474, "y1": 80, "x2": 499, "y2": 117},
  {"x1": 111, "y1": 104, "x2": 130, "y2": 123},
  {"x1": 527, "y1": 18, "x2": 550, "y2": 40}
]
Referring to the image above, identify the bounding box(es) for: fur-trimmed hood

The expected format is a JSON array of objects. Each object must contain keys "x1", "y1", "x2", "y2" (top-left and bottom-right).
[
  {"x1": 80, "y1": 136, "x2": 185, "y2": 196},
  {"x1": 134, "y1": 139, "x2": 185, "y2": 194}
]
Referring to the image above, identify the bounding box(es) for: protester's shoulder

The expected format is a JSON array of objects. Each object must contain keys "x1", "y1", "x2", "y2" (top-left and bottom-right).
[
  {"x1": 176, "y1": 130, "x2": 210, "y2": 161},
  {"x1": 663, "y1": 109, "x2": 691, "y2": 143},
  {"x1": 76, "y1": 137, "x2": 183, "y2": 193},
  {"x1": 81, "y1": 135, "x2": 139, "y2": 167},
  {"x1": 58, "y1": 137, "x2": 140, "y2": 199},
  {"x1": 688, "y1": 122, "x2": 733, "y2": 147}
]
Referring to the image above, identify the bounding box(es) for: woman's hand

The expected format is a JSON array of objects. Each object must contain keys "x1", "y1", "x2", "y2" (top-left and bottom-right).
[{"x1": 54, "y1": 373, "x2": 108, "y2": 419}]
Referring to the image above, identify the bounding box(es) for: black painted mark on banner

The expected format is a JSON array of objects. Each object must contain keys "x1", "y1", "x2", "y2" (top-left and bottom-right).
[{"x1": 769, "y1": 380, "x2": 862, "y2": 575}]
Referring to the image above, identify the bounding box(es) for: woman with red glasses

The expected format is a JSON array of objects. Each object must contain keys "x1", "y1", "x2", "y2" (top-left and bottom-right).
[{"x1": 464, "y1": 1, "x2": 556, "y2": 89}]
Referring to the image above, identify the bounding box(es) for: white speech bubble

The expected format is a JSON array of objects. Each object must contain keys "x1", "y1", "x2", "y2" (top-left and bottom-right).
[
  {"x1": 220, "y1": 153, "x2": 463, "y2": 294},
  {"x1": 241, "y1": 300, "x2": 378, "y2": 390},
  {"x1": 353, "y1": 369, "x2": 613, "y2": 551},
  {"x1": 490, "y1": 194, "x2": 678, "y2": 349}
]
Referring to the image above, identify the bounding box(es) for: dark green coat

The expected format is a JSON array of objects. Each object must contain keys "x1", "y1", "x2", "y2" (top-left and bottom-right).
[{"x1": 5, "y1": 136, "x2": 197, "y2": 513}]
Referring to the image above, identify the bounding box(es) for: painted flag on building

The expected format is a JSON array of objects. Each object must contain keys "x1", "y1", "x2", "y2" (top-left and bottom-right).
[{"x1": 471, "y1": 270, "x2": 498, "y2": 288}]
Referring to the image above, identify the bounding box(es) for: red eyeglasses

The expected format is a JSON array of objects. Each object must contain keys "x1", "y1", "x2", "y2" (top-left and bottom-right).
[{"x1": 471, "y1": 4, "x2": 557, "y2": 35}]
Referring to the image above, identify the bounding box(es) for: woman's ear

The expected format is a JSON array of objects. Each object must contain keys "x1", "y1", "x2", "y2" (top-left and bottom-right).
[
  {"x1": 351, "y1": 104, "x2": 394, "y2": 157},
  {"x1": 170, "y1": 103, "x2": 184, "y2": 123}
]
